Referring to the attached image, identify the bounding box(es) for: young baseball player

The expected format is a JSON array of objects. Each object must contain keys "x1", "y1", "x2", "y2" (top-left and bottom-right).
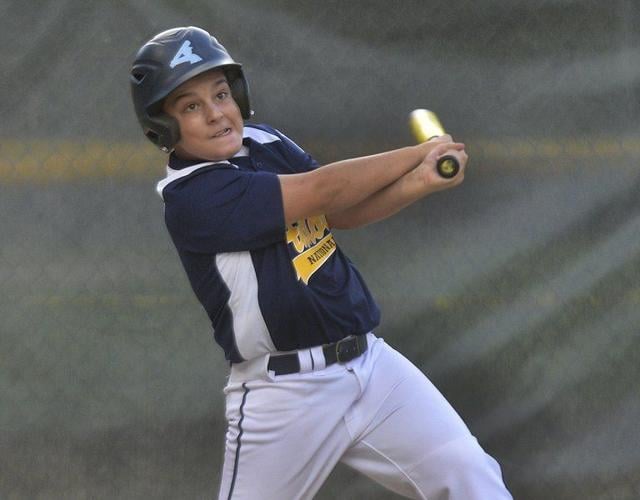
[{"x1": 130, "y1": 26, "x2": 512, "y2": 500}]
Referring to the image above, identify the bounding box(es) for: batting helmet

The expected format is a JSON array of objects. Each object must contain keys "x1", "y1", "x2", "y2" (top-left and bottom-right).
[{"x1": 130, "y1": 26, "x2": 252, "y2": 152}]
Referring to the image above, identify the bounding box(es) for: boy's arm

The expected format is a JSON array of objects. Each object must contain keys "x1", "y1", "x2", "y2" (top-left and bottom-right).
[
  {"x1": 278, "y1": 137, "x2": 463, "y2": 225},
  {"x1": 326, "y1": 142, "x2": 467, "y2": 229}
]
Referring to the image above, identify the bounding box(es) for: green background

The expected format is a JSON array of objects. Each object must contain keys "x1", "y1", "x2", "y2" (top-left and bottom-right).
[{"x1": 2, "y1": 1, "x2": 639, "y2": 498}]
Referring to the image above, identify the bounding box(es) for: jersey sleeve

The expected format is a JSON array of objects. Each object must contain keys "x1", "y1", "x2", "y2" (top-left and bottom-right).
[{"x1": 163, "y1": 166, "x2": 285, "y2": 254}]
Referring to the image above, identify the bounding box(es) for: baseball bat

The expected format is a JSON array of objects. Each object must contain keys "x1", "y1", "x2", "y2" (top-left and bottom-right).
[{"x1": 408, "y1": 109, "x2": 460, "y2": 179}]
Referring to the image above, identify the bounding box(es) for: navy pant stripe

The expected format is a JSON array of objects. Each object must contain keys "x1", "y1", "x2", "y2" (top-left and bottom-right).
[{"x1": 228, "y1": 382, "x2": 250, "y2": 499}]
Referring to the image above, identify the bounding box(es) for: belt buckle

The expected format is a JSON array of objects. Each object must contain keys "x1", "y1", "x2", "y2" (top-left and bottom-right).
[{"x1": 335, "y1": 335, "x2": 361, "y2": 363}]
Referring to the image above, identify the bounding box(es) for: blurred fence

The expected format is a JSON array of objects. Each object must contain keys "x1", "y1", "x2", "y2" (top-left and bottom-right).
[{"x1": 2, "y1": 1, "x2": 640, "y2": 499}]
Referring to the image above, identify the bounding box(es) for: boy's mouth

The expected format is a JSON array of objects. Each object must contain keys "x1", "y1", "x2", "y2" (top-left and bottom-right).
[{"x1": 213, "y1": 128, "x2": 232, "y2": 138}]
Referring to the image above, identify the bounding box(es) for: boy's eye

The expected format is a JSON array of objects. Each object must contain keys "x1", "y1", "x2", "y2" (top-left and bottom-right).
[
  {"x1": 184, "y1": 103, "x2": 199, "y2": 112},
  {"x1": 216, "y1": 91, "x2": 229, "y2": 100}
]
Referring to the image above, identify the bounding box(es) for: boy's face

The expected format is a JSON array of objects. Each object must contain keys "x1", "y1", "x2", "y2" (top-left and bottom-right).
[{"x1": 162, "y1": 69, "x2": 244, "y2": 161}]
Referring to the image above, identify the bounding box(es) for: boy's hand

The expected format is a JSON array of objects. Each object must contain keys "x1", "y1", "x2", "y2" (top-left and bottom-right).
[
  {"x1": 414, "y1": 140, "x2": 467, "y2": 192},
  {"x1": 415, "y1": 134, "x2": 453, "y2": 155}
]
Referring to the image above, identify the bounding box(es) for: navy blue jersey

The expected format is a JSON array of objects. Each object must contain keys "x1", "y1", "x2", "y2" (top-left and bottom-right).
[{"x1": 157, "y1": 124, "x2": 380, "y2": 362}]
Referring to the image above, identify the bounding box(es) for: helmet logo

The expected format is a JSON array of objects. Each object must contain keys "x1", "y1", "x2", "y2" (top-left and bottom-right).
[{"x1": 169, "y1": 40, "x2": 203, "y2": 68}]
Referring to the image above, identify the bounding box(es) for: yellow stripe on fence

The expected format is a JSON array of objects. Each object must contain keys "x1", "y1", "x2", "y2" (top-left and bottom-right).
[
  {"x1": 1, "y1": 136, "x2": 639, "y2": 183},
  {"x1": 0, "y1": 140, "x2": 165, "y2": 182},
  {"x1": 475, "y1": 137, "x2": 640, "y2": 160}
]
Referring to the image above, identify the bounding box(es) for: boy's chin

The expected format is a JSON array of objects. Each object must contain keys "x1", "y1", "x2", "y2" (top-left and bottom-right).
[
  {"x1": 211, "y1": 145, "x2": 243, "y2": 161},
  {"x1": 208, "y1": 136, "x2": 244, "y2": 160},
  {"x1": 179, "y1": 141, "x2": 243, "y2": 162}
]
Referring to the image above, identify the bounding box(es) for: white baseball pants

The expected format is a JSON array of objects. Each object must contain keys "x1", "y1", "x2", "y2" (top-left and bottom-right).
[{"x1": 218, "y1": 334, "x2": 512, "y2": 499}]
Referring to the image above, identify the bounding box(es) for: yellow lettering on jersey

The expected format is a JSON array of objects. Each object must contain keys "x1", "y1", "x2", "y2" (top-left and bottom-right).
[
  {"x1": 291, "y1": 233, "x2": 337, "y2": 284},
  {"x1": 286, "y1": 215, "x2": 336, "y2": 284},
  {"x1": 286, "y1": 215, "x2": 328, "y2": 253}
]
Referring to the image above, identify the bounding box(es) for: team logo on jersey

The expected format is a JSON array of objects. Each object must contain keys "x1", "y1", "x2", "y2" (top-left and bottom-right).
[
  {"x1": 169, "y1": 40, "x2": 203, "y2": 68},
  {"x1": 286, "y1": 215, "x2": 336, "y2": 284}
]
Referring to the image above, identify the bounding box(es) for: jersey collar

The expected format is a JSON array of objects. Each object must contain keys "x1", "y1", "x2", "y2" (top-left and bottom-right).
[{"x1": 156, "y1": 147, "x2": 250, "y2": 200}]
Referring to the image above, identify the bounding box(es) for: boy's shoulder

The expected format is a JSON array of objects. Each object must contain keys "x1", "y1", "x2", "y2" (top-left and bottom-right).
[
  {"x1": 243, "y1": 123, "x2": 308, "y2": 158},
  {"x1": 243, "y1": 122, "x2": 285, "y2": 145}
]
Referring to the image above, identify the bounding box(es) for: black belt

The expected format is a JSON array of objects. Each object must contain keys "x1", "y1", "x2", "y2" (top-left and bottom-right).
[{"x1": 267, "y1": 335, "x2": 368, "y2": 376}]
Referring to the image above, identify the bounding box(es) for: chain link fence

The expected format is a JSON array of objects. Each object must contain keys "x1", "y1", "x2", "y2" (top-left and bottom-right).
[{"x1": 2, "y1": 1, "x2": 640, "y2": 498}]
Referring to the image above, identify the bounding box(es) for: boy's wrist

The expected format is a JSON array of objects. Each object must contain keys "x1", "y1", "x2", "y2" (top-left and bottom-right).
[{"x1": 405, "y1": 166, "x2": 433, "y2": 198}]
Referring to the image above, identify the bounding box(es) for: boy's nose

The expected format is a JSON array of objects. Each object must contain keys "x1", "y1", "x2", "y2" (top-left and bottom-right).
[{"x1": 206, "y1": 102, "x2": 224, "y2": 122}]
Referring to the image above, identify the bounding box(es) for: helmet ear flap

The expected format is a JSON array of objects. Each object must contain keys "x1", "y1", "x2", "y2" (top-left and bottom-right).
[
  {"x1": 144, "y1": 112, "x2": 181, "y2": 153},
  {"x1": 227, "y1": 68, "x2": 253, "y2": 119}
]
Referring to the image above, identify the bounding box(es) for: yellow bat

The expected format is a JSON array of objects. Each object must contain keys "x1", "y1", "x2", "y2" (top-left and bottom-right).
[{"x1": 408, "y1": 109, "x2": 460, "y2": 179}]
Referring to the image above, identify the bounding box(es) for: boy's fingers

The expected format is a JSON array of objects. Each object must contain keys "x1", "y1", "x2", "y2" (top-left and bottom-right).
[{"x1": 427, "y1": 142, "x2": 465, "y2": 161}]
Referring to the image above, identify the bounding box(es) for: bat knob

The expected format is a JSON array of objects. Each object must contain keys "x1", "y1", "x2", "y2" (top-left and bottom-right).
[{"x1": 436, "y1": 155, "x2": 460, "y2": 179}]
